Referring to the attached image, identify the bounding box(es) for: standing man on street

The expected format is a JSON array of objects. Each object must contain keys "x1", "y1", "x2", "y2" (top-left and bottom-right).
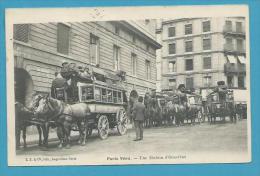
[{"x1": 132, "y1": 96, "x2": 145, "y2": 141}]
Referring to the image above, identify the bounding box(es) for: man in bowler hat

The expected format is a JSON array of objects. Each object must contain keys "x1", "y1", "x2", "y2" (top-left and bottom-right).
[{"x1": 132, "y1": 96, "x2": 145, "y2": 141}]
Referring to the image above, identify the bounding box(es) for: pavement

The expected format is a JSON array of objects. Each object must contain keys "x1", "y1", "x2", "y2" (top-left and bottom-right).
[{"x1": 16, "y1": 119, "x2": 248, "y2": 158}]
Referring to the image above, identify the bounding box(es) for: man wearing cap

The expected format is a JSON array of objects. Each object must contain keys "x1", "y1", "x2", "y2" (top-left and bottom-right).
[
  {"x1": 214, "y1": 81, "x2": 228, "y2": 104},
  {"x1": 60, "y1": 62, "x2": 70, "y2": 80},
  {"x1": 176, "y1": 84, "x2": 188, "y2": 105},
  {"x1": 51, "y1": 72, "x2": 68, "y2": 101}
]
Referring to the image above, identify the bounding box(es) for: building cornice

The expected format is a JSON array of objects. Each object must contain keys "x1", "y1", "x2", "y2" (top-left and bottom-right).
[
  {"x1": 162, "y1": 69, "x2": 223, "y2": 77},
  {"x1": 162, "y1": 50, "x2": 224, "y2": 59},
  {"x1": 114, "y1": 21, "x2": 162, "y2": 49},
  {"x1": 162, "y1": 18, "x2": 201, "y2": 25},
  {"x1": 162, "y1": 31, "x2": 222, "y2": 42}
]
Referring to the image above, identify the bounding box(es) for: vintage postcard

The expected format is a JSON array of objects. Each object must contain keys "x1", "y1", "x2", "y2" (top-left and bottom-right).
[{"x1": 5, "y1": 5, "x2": 251, "y2": 166}]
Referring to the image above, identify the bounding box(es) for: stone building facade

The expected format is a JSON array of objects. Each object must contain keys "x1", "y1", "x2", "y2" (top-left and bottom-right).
[
  {"x1": 13, "y1": 21, "x2": 161, "y2": 105},
  {"x1": 156, "y1": 17, "x2": 246, "y2": 92}
]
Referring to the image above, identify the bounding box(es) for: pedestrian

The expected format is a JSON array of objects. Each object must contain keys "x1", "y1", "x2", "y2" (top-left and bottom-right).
[{"x1": 132, "y1": 96, "x2": 145, "y2": 141}]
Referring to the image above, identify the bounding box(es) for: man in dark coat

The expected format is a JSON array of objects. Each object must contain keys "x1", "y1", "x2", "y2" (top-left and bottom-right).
[
  {"x1": 51, "y1": 72, "x2": 68, "y2": 100},
  {"x1": 176, "y1": 84, "x2": 188, "y2": 105},
  {"x1": 60, "y1": 62, "x2": 70, "y2": 79},
  {"x1": 132, "y1": 96, "x2": 145, "y2": 141},
  {"x1": 214, "y1": 81, "x2": 228, "y2": 103}
]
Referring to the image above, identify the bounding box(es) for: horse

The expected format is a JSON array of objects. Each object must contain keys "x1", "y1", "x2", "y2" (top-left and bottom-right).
[
  {"x1": 15, "y1": 101, "x2": 43, "y2": 149},
  {"x1": 144, "y1": 92, "x2": 162, "y2": 127},
  {"x1": 185, "y1": 103, "x2": 201, "y2": 125},
  {"x1": 159, "y1": 98, "x2": 176, "y2": 126},
  {"x1": 33, "y1": 95, "x2": 91, "y2": 148}
]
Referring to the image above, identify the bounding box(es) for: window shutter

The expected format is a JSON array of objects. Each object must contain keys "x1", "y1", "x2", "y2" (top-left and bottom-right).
[
  {"x1": 186, "y1": 77, "x2": 194, "y2": 89},
  {"x1": 13, "y1": 24, "x2": 29, "y2": 43},
  {"x1": 57, "y1": 23, "x2": 70, "y2": 55},
  {"x1": 203, "y1": 57, "x2": 212, "y2": 69}
]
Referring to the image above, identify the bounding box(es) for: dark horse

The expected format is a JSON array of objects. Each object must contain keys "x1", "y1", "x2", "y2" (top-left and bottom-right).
[
  {"x1": 34, "y1": 95, "x2": 90, "y2": 148},
  {"x1": 144, "y1": 92, "x2": 162, "y2": 127},
  {"x1": 15, "y1": 101, "x2": 43, "y2": 149}
]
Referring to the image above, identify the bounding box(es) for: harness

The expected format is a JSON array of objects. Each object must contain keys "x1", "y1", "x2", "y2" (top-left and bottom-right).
[
  {"x1": 46, "y1": 98, "x2": 75, "y2": 120},
  {"x1": 45, "y1": 98, "x2": 65, "y2": 121}
]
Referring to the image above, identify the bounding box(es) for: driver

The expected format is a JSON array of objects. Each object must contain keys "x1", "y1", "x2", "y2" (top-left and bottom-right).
[
  {"x1": 214, "y1": 81, "x2": 228, "y2": 104},
  {"x1": 176, "y1": 84, "x2": 188, "y2": 105}
]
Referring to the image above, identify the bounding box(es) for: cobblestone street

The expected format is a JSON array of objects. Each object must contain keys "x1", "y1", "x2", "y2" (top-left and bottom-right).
[{"x1": 17, "y1": 119, "x2": 248, "y2": 162}]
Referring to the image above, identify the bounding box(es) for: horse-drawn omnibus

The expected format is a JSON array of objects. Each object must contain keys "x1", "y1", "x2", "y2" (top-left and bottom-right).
[
  {"x1": 53, "y1": 68, "x2": 128, "y2": 140},
  {"x1": 206, "y1": 89, "x2": 236, "y2": 123},
  {"x1": 76, "y1": 80, "x2": 128, "y2": 139}
]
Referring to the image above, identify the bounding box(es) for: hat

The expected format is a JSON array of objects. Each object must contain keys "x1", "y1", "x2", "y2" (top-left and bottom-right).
[
  {"x1": 217, "y1": 81, "x2": 225, "y2": 86},
  {"x1": 178, "y1": 84, "x2": 185, "y2": 90},
  {"x1": 62, "y1": 62, "x2": 68, "y2": 66}
]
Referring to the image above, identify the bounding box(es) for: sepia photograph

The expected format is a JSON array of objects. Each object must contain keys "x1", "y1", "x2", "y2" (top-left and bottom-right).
[{"x1": 5, "y1": 5, "x2": 251, "y2": 166}]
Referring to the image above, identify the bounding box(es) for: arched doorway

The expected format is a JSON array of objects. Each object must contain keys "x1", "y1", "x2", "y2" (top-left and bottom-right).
[{"x1": 15, "y1": 68, "x2": 34, "y2": 107}]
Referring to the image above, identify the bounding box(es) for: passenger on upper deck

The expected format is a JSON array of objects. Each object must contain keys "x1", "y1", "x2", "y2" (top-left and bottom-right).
[
  {"x1": 214, "y1": 81, "x2": 228, "y2": 103},
  {"x1": 60, "y1": 62, "x2": 70, "y2": 80},
  {"x1": 176, "y1": 84, "x2": 188, "y2": 105},
  {"x1": 51, "y1": 72, "x2": 68, "y2": 100},
  {"x1": 77, "y1": 65, "x2": 94, "y2": 83}
]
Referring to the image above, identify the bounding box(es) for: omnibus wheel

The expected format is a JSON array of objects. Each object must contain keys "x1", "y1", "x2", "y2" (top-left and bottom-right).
[
  {"x1": 117, "y1": 109, "x2": 127, "y2": 135},
  {"x1": 98, "y1": 115, "x2": 109, "y2": 140}
]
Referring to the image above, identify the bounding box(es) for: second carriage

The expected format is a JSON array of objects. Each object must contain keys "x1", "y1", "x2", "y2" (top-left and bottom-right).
[{"x1": 206, "y1": 88, "x2": 236, "y2": 124}]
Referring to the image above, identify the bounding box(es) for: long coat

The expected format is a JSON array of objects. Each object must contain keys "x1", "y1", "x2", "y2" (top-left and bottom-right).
[{"x1": 132, "y1": 102, "x2": 145, "y2": 121}]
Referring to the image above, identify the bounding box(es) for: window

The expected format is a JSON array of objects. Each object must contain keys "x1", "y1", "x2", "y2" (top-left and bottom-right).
[
  {"x1": 168, "y1": 61, "x2": 176, "y2": 72},
  {"x1": 227, "y1": 75, "x2": 234, "y2": 88},
  {"x1": 238, "y1": 76, "x2": 245, "y2": 88},
  {"x1": 81, "y1": 86, "x2": 94, "y2": 101},
  {"x1": 236, "y1": 22, "x2": 242, "y2": 33},
  {"x1": 113, "y1": 45, "x2": 120, "y2": 71},
  {"x1": 237, "y1": 39, "x2": 243, "y2": 52},
  {"x1": 57, "y1": 23, "x2": 70, "y2": 55},
  {"x1": 131, "y1": 53, "x2": 137, "y2": 76},
  {"x1": 13, "y1": 24, "x2": 30, "y2": 43},
  {"x1": 90, "y1": 34, "x2": 100, "y2": 64},
  {"x1": 225, "y1": 38, "x2": 233, "y2": 50},
  {"x1": 185, "y1": 59, "x2": 193, "y2": 71},
  {"x1": 146, "y1": 44, "x2": 150, "y2": 52},
  {"x1": 203, "y1": 56, "x2": 212, "y2": 69},
  {"x1": 113, "y1": 91, "x2": 118, "y2": 103},
  {"x1": 94, "y1": 87, "x2": 101, "y2": 101},
  {"x1": 168, "y1": 43, "x2": 176, "y2": 54},
  {"x1": 102, "y1": 88, "x2": 107, "y2": 102},
  {"x1": 225, "y1": 20, "x2": 232, "y2": 31},
  {"x1": 168, "y1": 26, "x2": 176, "y2": 37},
  {"x1": 203, "y1": 38, "x2": 211, "y2": 50},
  {"x1": 145, "y1": 60, "x2": 151, "y2": 80},
  {"x1": 115, "y1": 25, "x2": 120, "y2": 35},
  {"x1": 118, "y1": 92, "x2": 122, "y2": 103},
  {"x1": 202, "y1": 21, "x2": 211, "y2": 32},
  {"x1": 203, "y1": 76, "x2": 212, "y2": 87},
  {"x1": 186, "y1": 77, "x2": 194, "y2": 89},
  {"x1": 107, "y1": 89, "x2": 113, "y2": 102},
  {"x1": 185, "y1": 40, "x2": 193, "y2": 52},
  {"x1": 169, "y1": 79, "x2": 176, "y2": 88},
  {"x1": 226, "y1": 38, "x2": 233, "y2": 45},
  {"x1": 132, "y1": 36, "x2": 136, "y2": 43},
  {"x1": 185, "y1": 24, "x2": 192, "y2": 35}
]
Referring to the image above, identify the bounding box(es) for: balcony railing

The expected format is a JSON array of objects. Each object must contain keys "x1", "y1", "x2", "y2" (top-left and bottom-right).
[
  {"x1": 224, "y1": 63, "x2": 246, "y2": 74},
  {"x1": 223, "y1": 25, "x2": 245, "y2": 35},
  {"x1": 224, "y1": 44, "x2": 246, "y2": 54},
  {"x1": 224, "y1": 44, "x2": 235, "y2": 52}
]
